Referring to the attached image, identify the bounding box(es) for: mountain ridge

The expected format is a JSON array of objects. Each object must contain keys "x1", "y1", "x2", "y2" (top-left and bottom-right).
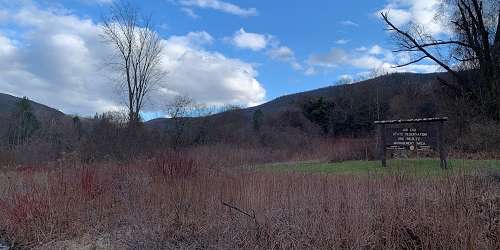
[{"x1": 0, "y1": 72, "x2": 445, "y2": 127}]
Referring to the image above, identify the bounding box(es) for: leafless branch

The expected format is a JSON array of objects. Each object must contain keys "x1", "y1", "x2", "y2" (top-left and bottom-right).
[
  {"x1": 382, "y1": 12, "x2": 462, "y2": 80},
  {"x1": 393, "y1": 56, "x2": 429, "y2": 68}
]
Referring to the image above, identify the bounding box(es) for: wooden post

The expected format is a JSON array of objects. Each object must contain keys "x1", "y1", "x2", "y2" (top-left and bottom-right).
[
  {"x1": 438, "y1": 120, "x2": 447, "y2": 169},
  {"x1": 379, "y1": 124, "x2": 387, "y2": 167}
]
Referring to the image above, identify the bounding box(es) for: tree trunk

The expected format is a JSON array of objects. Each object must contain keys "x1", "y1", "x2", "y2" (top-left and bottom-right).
[{"x1": 496, "y1": 79, "x2": 500, "y2": 121}]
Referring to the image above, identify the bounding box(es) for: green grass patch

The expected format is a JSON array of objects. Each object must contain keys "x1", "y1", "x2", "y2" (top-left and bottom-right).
[{"x1": 260, "y1": 159, "x2": 500, "y2": 176}]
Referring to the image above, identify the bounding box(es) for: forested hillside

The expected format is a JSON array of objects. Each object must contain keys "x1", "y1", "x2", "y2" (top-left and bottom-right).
[{"x1": 2, "y1": 71, "x2": 496, "y2": 165}]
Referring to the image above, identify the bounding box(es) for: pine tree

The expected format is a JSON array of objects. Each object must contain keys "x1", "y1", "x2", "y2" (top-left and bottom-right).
[{"x1": 9, "y1": 97, "x2": 40, "y2": 145}]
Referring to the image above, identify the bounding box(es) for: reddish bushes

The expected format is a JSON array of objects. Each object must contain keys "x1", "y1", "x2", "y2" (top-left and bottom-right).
[
  {"x1": 327, "y1": 138, "x2": 376, "y2": 162},
  {"x1": 151, "y1": 151, "x2": 198, "y2": 179},
  {"x1": 0, "y1": 157, "x2": 499, "y2": 249},
  {"x1": 81, "y1": 168, "x2": 100, "y2": 199}
]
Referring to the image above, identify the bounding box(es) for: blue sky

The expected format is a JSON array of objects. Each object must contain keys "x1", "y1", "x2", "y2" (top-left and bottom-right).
[{"x1": 0, "y1": 0, "x2": 444, "y2": 119}]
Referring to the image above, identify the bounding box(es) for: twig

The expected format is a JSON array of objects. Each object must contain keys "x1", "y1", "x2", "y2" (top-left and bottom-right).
[
  {"x1": 222, "y1": 202, "x2": 255, "y2": 219},
  {"x1": 222, "y1": 201, "x2": 261, "y2": 228}
]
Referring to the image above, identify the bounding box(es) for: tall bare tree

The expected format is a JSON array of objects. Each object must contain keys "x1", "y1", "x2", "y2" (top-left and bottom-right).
[
  {"x1": 381, "y1": 0, "x2": 500, "y2": 120},
  {"x1": 102, "y1": 2, "x2": 165, "y2": 124}
]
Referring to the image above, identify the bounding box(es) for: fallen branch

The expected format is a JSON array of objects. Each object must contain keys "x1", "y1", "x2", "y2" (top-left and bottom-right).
[
  {"x1": 222, "y1": 202, "x2": 255, "y2": 219},
  {"x1": 222, "y1": 201, "x2": 260, "y2": 228}
]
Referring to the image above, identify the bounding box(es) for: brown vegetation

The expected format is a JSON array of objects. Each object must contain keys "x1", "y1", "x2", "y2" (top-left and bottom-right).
[{"x1": 0, "y1": 149, "x2": 499, "y2": 249}]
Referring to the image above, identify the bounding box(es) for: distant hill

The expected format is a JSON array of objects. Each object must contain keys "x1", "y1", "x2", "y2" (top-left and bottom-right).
[
  {"x1": 145, "y1": 72, "x2": 445, "y2": 131},
  {"x1": 0, "y1": 72, "x2": 448, "y2": 138},
  {"x1": 245, "y1": 72, "x2": 442, "y2": 114},
  {"x1": 0, "y1": 93, "x2": 69, "y2": 141},
  {"x1": 0, "y1": 93, "x2": 66, "y2": 120}
]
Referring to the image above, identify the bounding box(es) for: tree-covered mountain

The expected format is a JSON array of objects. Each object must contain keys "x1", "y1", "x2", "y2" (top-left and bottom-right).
[
  {"x1": 146, "y1": 72, "x2": 451, "y2": 141},
  {"x1": 0, "y1": 93, "x2": 65, "y2": 120}
]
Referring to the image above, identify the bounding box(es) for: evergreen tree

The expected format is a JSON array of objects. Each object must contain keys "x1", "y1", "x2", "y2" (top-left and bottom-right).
[
  {"x1": 9, "y1": 97, "x2": 40, "y2": 145},
  {"x1": 302, "y1": 97, "x2": 335, "y2": 135},
  {"x1": 252, "y1": 109, "x2": 264, "y2": 131}
]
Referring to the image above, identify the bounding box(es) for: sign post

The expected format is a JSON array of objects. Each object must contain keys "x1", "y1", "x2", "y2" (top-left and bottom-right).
[
  {"x1": 438, "y1": 120, "x2": 447, "y2": 169},
  {"x1": 374, "y1": 117, "x2": 448, "y2": 169},
  {"x1": 379, "y1": 124, "x2": 387, "y2": 167}
]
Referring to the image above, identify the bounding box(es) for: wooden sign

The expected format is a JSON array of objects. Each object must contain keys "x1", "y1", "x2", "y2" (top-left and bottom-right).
[
  {"x1": 385, "y1": 127, "x2": 437, "y2": 151},
  {"x1": 375, "y1": 117, "x2": 448, "y2": 169}
]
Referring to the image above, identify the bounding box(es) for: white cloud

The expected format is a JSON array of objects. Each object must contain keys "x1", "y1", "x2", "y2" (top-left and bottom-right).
[
  {"x1": 0, "y1": 4, "x2": 265, "y2": 115},
  {"x1": 267, "y1": 46, "x2": 294, "y2": 60},
  {"x1": 378, "y1": 0, "x2": 446, "y2": 36},
  {"x1": 0, "y1": 35, "x2": 15, "y2": 57},
  {"x1": 368, "y1": 45, "x2": 383, "y2": 55},
  {"x1": 335, "y1": 39, "x2": 350, "y2": 45},
  {"x1": 181, "y1": 7, "x2": 200, "y2": 19},
  {"x1": 229, "y1": 28, "x2": 302, "y2": 70},
  {"x1": 355, "y1": 46, "x2": 368, "y2": 52},
  {"x1": 307, "y1": 45, "x2": 441, "y2": 76},
  {"x1": 304, "y1": 67, "x2": 316, "y2": 76},
  {"x1": 0, "y1": 9, "x2": 8, "y2": 21},
  {"x1": 178, "y1": 0, "x2": 257, "y2": 17},
  {"x1": 168, "y1": 30, "x2": 214, "y2": 48},
  {"x1": 224, "y1": 27, "x2": 305, "y2": 73},
  {"x1": 340, "y1": 20, "x2": 359, "y2": 27},
  {"x1": 380, "y1": 8, "x2": 412, "y2": 27},
  {"x1": 80, "y1": 0, "x2": 113, "y2": 5},
  {"x1": 230, "y1": 28, "x2": 271, "y2": 51},
  {"x1": 159, "y1": 32, "x2": 265, "y2": 106},
  {"x1": 308, "y1": 48, "x2": 349, "y2": 68},
  {"x1": 338, "y1": 74, "x2": 354, "y2": 84},
  {"x1": 266, "y1": 46, "x2": 302, "y2": 70}
]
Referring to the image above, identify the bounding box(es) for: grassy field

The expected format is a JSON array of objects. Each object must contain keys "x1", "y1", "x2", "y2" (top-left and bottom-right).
[{"x1": 260, "y1": 158, "x2": 500, "y2": 176}]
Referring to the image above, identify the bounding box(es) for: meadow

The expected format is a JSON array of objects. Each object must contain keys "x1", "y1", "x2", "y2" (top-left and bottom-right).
[
  {"x1": 0, "y1": 148, "x2": 499, "y2": 249},
  {"x1": 2, "y1": 0, "x2": 500, "y2": 248},
  {"x1": 261, "y1": 159, "x2": 500, "y2": 175}
]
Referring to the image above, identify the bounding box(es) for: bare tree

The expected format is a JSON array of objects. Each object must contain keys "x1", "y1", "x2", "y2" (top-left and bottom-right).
[
  {"x1": 165, "y1": 95, "x2": 194, "y2": 147},
  {"x1": 101, "y1": 2, "x2": 165, "y2": 124},
  {"x1": 165, "y1": 95, "x2": 194, "y2": 119},
  {"x1": 381, "y1": 0, "x2": 500, "y2": 120}
]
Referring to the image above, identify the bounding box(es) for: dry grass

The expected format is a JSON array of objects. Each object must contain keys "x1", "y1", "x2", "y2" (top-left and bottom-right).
[{"x1": 0, "y1": 150, "x2": 499, "y2": 249}]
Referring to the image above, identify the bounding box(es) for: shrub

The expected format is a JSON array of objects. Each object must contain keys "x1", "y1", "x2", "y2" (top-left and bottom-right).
[{"x1": 0, "y1": 159, "x2": 498, "y2": 249}]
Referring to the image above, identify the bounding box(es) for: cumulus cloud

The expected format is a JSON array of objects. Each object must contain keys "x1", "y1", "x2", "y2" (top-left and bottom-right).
[
  {"x1": 0, "y1": 4, "x2": 265, "y2": 115},
  {"x1": 0, "y1": 5, "x2": 119, "y2": 115},
  {"x1": 230, "y1": 28, "x2": 272, "y2": 51},
  {"x1": 178, "y1": 0, "x2": 257, "y2": 17},
  {"x1": 378, "y1": 0, "x2": 446, "y2": 36},
  {"x1": 228, "y1": 28, "x2": 303, "y2": 70},
  {"x1": 158, "y1": 32, "x2": 265, "y2": 106}
]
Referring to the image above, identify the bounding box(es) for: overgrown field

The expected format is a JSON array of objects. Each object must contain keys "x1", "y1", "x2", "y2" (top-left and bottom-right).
[
  {"x1": 261, "y1": 159, "x2": 500, "y2": 175},
  {"x1": 0, "y1": 151, "x2": 499, "y2": 249}
]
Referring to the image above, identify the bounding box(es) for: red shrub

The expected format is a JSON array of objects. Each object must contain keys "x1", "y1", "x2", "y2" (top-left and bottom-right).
[
  {"x1": 151, "y1": 151, "x2": 198, "y2": 179},
  {"x1": 81, "y1": 168, "x2": 100, "y2": 199},
  {"x1": 0, "y1": 151, "x2": 498, "y2": 249}
]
